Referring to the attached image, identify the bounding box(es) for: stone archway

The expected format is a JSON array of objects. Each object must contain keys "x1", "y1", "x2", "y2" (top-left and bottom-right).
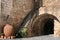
[{"x1": 28, "y1": 13, "x2": 60, "y2": 37}]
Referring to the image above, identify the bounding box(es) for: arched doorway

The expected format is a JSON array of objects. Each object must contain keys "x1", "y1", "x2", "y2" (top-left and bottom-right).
[{"x1": 30, "y1": 13, "x2": 59, "y2": 36}]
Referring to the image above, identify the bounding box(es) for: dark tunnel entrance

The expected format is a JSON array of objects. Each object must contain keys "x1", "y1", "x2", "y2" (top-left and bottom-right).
[{"x1": 43, "y1": 19, "x2": 54, "y2": 35}]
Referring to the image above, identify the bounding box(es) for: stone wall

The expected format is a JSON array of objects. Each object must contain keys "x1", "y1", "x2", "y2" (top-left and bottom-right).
[
  {"x1": 0, "y1": 0, "x2": 60, "y2": 37},
  {"x1": 0, "y1": 0, "x2": 34, "y2": 34}
]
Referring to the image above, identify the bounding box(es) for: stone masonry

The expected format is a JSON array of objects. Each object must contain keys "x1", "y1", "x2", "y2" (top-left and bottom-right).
[
  {"x1": 0, "y1": 0, "x2": 60, "y2": 38},
  {"x1": 0, "y1": 0, "x2": 34, "y2": 34}
]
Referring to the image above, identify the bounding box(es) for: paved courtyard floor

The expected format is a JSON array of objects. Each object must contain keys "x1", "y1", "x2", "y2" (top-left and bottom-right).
[{"x1": 0, "y1": 34, "x2": 60, "y2": 40}]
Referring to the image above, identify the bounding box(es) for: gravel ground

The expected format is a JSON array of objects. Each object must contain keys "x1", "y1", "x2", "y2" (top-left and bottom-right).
[{"x1": 0, "y1": 34, "x2": 60, "y2": 40}]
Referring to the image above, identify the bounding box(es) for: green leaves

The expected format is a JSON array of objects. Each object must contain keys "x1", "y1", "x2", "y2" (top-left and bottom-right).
[{"x1": 20, "y1": 28, "x2": 27, "y2": 37}]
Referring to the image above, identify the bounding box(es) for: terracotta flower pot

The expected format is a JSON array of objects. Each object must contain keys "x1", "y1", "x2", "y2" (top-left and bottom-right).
[{"x1": 3, "y1": 24, "x2": 14, "y2": 37}]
